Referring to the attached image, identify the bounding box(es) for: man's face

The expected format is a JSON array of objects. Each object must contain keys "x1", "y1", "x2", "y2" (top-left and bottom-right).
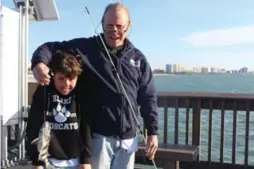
[
  {"x1": 53, "y1": 73, "x2": 78, "y2": 95},
  {"x1": 103, "y1": 8, "x2": 130, "y2": 48}
]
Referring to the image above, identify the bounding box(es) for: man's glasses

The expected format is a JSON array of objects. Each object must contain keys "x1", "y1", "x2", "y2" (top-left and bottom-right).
[{"x1": 103, "y1": 24, "x2": 129, "y2": 33}]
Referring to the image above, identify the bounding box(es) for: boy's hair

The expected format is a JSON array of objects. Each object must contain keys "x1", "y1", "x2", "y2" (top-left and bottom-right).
[{"x1": 50, "y1": 50, "x2": 82, "y2": 78}]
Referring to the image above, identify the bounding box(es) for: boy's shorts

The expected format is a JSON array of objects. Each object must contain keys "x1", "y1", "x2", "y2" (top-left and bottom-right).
[{"x1": 45, "y1": 159, "x2": 79, "y2": 169}]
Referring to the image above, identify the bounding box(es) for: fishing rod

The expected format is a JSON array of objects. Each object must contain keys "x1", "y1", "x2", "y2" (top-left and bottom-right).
[{"x1": 84, "y1": 6, "x2": 158, "y2": 169}]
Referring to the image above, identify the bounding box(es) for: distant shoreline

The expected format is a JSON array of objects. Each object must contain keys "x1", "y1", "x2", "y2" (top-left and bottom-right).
[{"x1": 153, "y1": 73, "x2": 253, "y2": 76}]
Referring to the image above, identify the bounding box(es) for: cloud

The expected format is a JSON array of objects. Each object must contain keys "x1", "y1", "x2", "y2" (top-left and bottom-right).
[{"x1": 182, "y1": 25, "x2": 254, "y2": 48}]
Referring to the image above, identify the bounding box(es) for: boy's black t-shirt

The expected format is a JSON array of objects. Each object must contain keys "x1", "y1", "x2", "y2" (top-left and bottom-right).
[
  {"x1": 26, "y1": 83, "x2": 92, "y2": 166},
  {"x1": 46, "y1": 86, "x2": 84, "y2": 160}
]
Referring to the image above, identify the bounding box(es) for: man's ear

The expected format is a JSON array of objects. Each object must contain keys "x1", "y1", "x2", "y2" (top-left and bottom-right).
[
  {"x1": 101, "y1": 21, "x2": 105, "y2": 32},
  {"x1": 127, "y1": 20, "x2": 131, "y2": 30}
]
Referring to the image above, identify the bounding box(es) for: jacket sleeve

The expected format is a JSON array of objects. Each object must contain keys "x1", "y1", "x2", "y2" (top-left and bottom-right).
[
  {"x1": 76, "y1": 89, "x2": 92, "y2": 164},
  {"x1": 26, "y1": 85, "x2": 47, "y2": 166},
  {"x1": 31, "y1": 38, "x2": 88, "y2": 70},
  {"x1": 137, "y1": 57, "x2": 158, "y2": 136},
  {"x1": 79, "y1": 116, "x2": 92, "y2": 164}
]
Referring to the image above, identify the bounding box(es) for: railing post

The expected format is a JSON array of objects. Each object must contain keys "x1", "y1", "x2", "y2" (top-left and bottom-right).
[
  {"x1": 192, "y1": 99, "x2": 201, "y2": 148},
  {"x1": 164, "y1": 99, "x2": 168, "y2": 143}
]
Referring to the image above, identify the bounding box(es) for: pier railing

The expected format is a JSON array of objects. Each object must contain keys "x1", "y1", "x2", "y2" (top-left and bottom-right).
[
  {"x1": 151, "y1": 92, "x2": 254, "y2": 169},
  {"x1": 3, "y1": 82, "x2": 254, "y2": 169}
]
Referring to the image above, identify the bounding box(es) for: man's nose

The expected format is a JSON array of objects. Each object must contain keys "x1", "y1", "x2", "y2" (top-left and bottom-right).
[{"x1": 112, "y1": 25, "x2": 118, "y2": 31}]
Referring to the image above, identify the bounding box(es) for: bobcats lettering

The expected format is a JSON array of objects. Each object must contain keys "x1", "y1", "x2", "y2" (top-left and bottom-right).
[{"x1": 49, "y1": 122, "x2": 78, "y2": 130}]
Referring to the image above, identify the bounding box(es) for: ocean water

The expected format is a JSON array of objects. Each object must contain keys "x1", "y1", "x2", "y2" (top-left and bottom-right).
[
  {"x1": 154, "y1": 74, "x2": 254, "y2": 93},
  {"x1": 144, "y1": 74, "x2": 254, "y2": 165}
]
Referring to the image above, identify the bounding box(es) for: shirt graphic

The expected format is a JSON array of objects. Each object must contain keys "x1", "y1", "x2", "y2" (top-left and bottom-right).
[{"x1": 46, "y1": 94, "x2": 78, "y2": 131}]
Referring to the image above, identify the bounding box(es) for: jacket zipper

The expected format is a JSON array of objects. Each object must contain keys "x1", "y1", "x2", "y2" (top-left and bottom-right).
[
  {"x1": 111, "y1": 49, "x2": 133, "y2": 134},
  {"x1": 115, "y1": 58, "x2": 124, "y2": 133}
]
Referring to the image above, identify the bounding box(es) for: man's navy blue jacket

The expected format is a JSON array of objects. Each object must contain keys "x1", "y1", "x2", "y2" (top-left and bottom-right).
[{"x1": 31, "y1": 35, "x2": 158, "y2": 139}]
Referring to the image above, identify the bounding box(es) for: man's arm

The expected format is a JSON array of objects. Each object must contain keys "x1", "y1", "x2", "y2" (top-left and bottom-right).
[
  {"x1": 31, "y1": 38, "x2": 88, "y2": 69},
  {"x1": 137, "y1": 57, "x2": 158, "y2": 136},
  {"x1": 79, "y1": 117, "x2": 92, "y2": 164},
  {"x1": 25, "y1": 85, "x2": 47, "y2": 166},
  {"x1": 76, "y1": 90, "x2": 92, "y2": 165},
  {"x1": 31, "y1": 38, "x2": 90, "y2": 85}
]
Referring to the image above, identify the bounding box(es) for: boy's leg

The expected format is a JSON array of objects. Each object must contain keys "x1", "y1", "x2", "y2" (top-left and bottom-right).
[
  {"x1": 91, "y1": 134, "x2": 115, "y2": 169},
  {"x1": 110, "y1": 149, "x2": 135, "y2": 169}
]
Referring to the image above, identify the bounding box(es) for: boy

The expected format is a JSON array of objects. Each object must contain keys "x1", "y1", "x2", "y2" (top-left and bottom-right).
[{"x1": 26, "y1": 50, "x2": 91, "y2": 169}]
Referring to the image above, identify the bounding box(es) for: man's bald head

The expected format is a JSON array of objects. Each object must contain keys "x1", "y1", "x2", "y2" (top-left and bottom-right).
[
  {"x1": 101, "y1": 3, "x2": 130, "y2": 24},
  {"x1": 101, "y1": 3, "x2": 131, "y2": 48}
]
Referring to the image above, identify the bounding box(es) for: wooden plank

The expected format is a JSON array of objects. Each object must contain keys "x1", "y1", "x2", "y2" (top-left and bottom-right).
[
  {"x1": 137, "y1": 143, "x2": 199, "y2": 162},
  {"x1": 163, "y1": 100, "x2": 168, "y2": 143},
  {"x1": 135, "y1": 156, "x2": 164, "y2": 168},
  {"x1": 192, "y1": 99, "x2": 201, "y2": 147},
  {"x1": 208, "y1": 99, "x2": 213, "y2": 162},
  {"x1": 174, "y1": 98, "x2": 179, "y2": 144},
  {"x1": 157, "y1": 96, "x2": 254, "y2": 111},
  {"x1": 220, "y1": 100, "x2": 225, "y2": 163},
  {"x1": 245, "y1": 100, "x2": 250, "y2": 166},
  {"x1": 185, "y1": 99, "x2": 190, "y2": 145},
  {"x1": 232, "y1": 101, "x2": 237, "y2": 164},
  {"x1": 164, "y1": 161, "x2": 179, "y2": 169},
  {"x1": 180, "y1": 161, "x2": 254, "y2": 169}
]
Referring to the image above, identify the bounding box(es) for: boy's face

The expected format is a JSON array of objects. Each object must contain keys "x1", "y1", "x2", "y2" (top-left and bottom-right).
[{"x1": 53, "y1": 73, "x2": 78, "y2": 95}]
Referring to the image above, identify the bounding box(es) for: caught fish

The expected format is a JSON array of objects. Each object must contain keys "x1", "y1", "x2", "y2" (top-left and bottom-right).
[{"x1": 31, "y1": 121, "x2": 51, "y2": 162}]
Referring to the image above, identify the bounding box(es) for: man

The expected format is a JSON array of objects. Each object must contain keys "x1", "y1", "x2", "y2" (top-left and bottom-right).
[{"x1": 31, "y1": 3, "x2": 158, "y2": 169}]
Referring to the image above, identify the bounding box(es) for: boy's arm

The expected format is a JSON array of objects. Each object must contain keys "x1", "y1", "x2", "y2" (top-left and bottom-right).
[{"x1": 26, "y1": 85, "x2": 47, "y2": 166}]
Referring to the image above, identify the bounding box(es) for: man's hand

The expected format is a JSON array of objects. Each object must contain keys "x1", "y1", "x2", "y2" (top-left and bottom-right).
[
  {"x1": 31, "y1": 165, "x2": 43, "y2": 169},
  {"x1": 33, "y1": 62, "x2": 51, "y2": 86},
  {"x1": 79, "y1": 164, "x2": 91, "y2": 169},
  {"x1": 145, "y1": 135, "x2": 158, "y2": 160}
]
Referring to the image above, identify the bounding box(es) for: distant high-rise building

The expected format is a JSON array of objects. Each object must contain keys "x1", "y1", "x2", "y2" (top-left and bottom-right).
[
  {"x1": 231, "y1": 70, "x2": 238, "y2": 74},
  {"x1": 178, "y1": 64, "x2": 185, "y2": 72},
  {"x1": 201, "y1": 67, "x2": 209, "y2": 73},
  {"x1": 173, "y1": 64, "x2": 181, "y2": 73},
  {"x1": 165, "y1": 64, "x2": 173, "y2": 73},
  {"x1": 239, "y1": 67, "x2": 248, "y2": 74},
  {"x1": 211, "y1": 67, "x2": 219, "y2": 73},
  {"x1": 193, "y1": 67, "x2": 201, "y2": 73}
]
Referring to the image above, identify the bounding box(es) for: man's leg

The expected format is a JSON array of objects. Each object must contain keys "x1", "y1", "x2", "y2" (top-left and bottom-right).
[
  {"x1": 91, "y1": 134, "x2": 115, "y2": 169},
  {"x1": 111, "y1": 149, "x2": 135, "y2": 169}
]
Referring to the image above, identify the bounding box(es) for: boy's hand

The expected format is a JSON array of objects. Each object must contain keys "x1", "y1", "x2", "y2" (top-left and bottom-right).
[
  {"x1": 31, "y1": 165, "x2": 44, "y2": 169},
  {"x1": 79, "y1": 164, "x2": 91, "y2": 169}
]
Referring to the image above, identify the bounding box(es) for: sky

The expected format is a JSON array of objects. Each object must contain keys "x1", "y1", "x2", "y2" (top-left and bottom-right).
[{"x1": 2, "y1": 0, "x2": 254, "y2": 70}]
